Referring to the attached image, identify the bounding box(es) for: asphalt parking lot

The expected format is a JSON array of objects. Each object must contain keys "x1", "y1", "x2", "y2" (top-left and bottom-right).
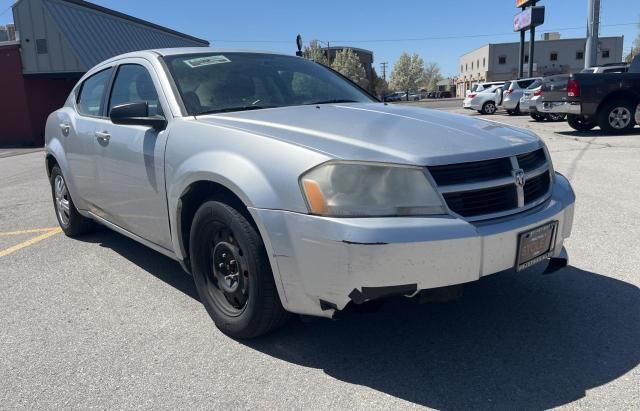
[{"x1": 1, "y1": 108, "x2": 639, "y2": 409}]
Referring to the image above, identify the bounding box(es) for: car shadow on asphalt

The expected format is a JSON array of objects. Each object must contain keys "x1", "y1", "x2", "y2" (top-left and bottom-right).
[
  {"x1": 78, "y1": 229, "x2": 639, "y2": 409},
  {"x1": 555, "y1": 129, "x2": 640, "y2": 138},
  {"x1": 79, "y1": 229, "x2": 199, "y2": 301},
  {"x1": 244, "y1": 266, "x2": 640, "y2": 409}
]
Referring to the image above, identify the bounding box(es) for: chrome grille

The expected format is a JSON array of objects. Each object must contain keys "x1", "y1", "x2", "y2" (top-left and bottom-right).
[{"x1": 427, "y1": 148, "x2": 552, "y2": 220}]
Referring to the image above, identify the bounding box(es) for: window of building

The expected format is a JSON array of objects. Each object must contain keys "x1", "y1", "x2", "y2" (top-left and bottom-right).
[
  {"x1": 76, "y1": 68, "x2": 114, "y2": 117},
  {"x1": 466, "y1": 63, "x2": 468, "y2": 71},
  {"x1": 471, "y1": 61, "x2": 474, "y2": 70},
  {"x1": 477, "y1": 59, "x2": 480, "y2": 69},
  {"x1": 550, "y1": 52, "x2": 558, "y2": 61},
  {"x1": 483, "y1": 57, "x2": 486, "y2": 67},
  {"x1": 461, "y1": 64, "x2": 464, "y2": 72},
  {"x1": 524, "y1": 55, "x2": 529, "y2": 63},
  {"x1": 498, "y1": 56, "x2": 506, "y2": 65},
  {"x1": 576, "y1": 50, "x2": 584, "y2": 60},
  {"x1": 36, "y1": 39, "x2": 47, "y2": 54},
  {"x1": 602, "y1": 49, "x2": 610, "y2": 58}
]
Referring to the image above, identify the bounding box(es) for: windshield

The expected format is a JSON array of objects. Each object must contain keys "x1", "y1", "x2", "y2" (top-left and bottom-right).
[{"x1": 163, "y1": 52, "x2": 375, "y2": 115}]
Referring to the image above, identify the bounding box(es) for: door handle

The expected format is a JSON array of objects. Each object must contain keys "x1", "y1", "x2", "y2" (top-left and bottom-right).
[
  {"x1": 95, "y1": 131, "x2": 111, "y2": 143},
  {"x1": 59, "y1": 122, "x2": 71, "y2": 136}
]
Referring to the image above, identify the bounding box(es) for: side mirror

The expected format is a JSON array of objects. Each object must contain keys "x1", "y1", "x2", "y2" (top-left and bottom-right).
[{"x1": 110, "y1": 102, "x2": 167, "y2": 130}]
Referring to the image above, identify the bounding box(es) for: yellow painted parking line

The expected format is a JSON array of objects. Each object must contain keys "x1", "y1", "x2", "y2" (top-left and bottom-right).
[
  {"x1": 0, "y1": 227, "x2": 62, "y2": 258},
  {"x1": 0, "y1": 227, "x2": 60, "y2": 236}
]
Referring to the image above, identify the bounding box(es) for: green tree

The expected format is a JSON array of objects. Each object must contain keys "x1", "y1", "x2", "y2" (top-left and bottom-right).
[
  {"x1": 625, "y1": 22, "x2": 640, "y2": 62},
  {"x1": 390, "y1": 53, "x2": 425, "y2": 100},
  {"x1": 303, "y1": 40, "x2": 328, "y2": 65},
  {"x1": 372, "y1": 68, "x2": 389, "y2": 98},
  {"x1": 331, "y1": 48, "x2": 368, "y2": 88},
  {"x1": 422, "y1": 62, "x2": 443, "y2": 91}
]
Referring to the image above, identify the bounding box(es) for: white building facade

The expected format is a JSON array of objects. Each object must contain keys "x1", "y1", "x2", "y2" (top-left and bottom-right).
[{"x1": 456, "y1": 36, "x2": 624, "y2": 96}]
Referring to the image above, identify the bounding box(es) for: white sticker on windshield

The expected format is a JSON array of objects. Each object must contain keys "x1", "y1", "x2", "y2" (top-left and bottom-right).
[{"x1": 184, "y1": 55, "x2": 231, "y2": 68}]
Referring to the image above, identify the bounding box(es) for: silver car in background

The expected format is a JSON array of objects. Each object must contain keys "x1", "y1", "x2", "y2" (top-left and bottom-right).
[
  {"x1": 503, "y1": 77, "x2": 541, "y2": 115},
  {"x1": 45, "y1": 48, "x2": 575, "y2": 338},
  {"x1": 463, "y1": 84, "x2": 505, "y2": 114}
]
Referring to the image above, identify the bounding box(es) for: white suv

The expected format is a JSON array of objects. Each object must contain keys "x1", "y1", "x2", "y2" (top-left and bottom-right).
[{"x1": 463, "y1": 84, "x2": 506, "y2": 115}]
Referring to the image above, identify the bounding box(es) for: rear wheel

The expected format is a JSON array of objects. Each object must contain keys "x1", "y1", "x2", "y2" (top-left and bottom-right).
[
  {"x1": 481, "y1": 101, "x2": 497, "y2": 115},
  {"x1": 548, "y1": 113, "x2": 567, "y2": 122},
  {"x1": 598, "y1": 100, "x2": 636, "y2": 134},
  {"x1": 567, "y1": 114, "x2": 597, "y2": 131},
  {"x1": 50, "y1": 165, "x2": 94, "y2": 237},
  {"x1": 189, "y1": 200, "x2": 289, "y2": 339}
]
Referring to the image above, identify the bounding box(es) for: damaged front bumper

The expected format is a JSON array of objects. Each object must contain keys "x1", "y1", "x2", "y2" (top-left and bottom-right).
[{"x1": 249, "y1": 173, "x2": 575, "y2": 318}]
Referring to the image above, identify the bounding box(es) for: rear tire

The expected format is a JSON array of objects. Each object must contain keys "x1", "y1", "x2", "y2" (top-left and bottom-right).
[
  {"x1": 597, "y1": 99, "x2": 636, "y2": 134},
  {"x1": 548, "y1": 113, "x2": 567, "y2": 122},
  {"x1": 567, "y1": 114, "x2": 597, "y2": 131},
  {"x1": 481, "y1": 101, "x2": 497, "y2": 115},
  {"x1": 189, "y1": 200, "x2": 289, "y2": 339},
  {"x1": 50, "y1": 165, "x2": 94, "y2": 237}
]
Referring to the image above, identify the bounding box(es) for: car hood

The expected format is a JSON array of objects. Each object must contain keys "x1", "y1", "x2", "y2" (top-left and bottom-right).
[{"x1": 196, "y1": 103, "x2": 542, "y2": 165}]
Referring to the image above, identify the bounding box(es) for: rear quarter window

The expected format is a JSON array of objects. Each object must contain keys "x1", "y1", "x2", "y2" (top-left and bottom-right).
[{"x1": 76, "y1": 68, "x2": 113, "y2": 117}]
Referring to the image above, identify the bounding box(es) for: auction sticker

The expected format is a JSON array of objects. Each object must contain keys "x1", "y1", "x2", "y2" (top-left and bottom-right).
[{"x1": 184, "y1": 55, "x2": 231, "y2": 68}]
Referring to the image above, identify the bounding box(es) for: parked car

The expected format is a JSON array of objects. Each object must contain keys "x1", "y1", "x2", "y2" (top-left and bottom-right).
[
  {"x1": 384, "y1": 92, "x2": 404, "y2": 102},
  {"x1": 45, "y1": 48, "x2": 575, "y2": 338},
  {"x1": 520, "y1": 79, "x2": 566, "y2": 122},
  {"x1": 408, "y1": 92, "x2": 421, "y2": 101},
  {"x1": 439, "y1": 91, "x2": 452, "y2": 98},
  {"x1": 463, "y1": 84, "x2": 504, "y2": 114},
  {"x1": 427, "y1": 91, "x2": 437, "y2": 98},
  {"x1": 503, "y1": 77, "x2": 542, "y2": 115},
  {"x1": 468, "y1": 81, "x2": 505, "y2": 95},
  {"x1": 539, "y1": 55, "x2": 640, "y2": 133},
  {"x1": 580, "y1": 62, "x2": 629, "y2": 74}
]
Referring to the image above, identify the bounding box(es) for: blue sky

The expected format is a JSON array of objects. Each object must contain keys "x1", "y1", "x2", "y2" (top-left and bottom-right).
[{"x1": 1, "y1": 0, "x2": 638, "y2": 76}]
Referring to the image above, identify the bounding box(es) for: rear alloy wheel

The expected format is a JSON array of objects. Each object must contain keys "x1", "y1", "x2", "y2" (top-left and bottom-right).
[
  {"x1": 548, "y1": 113, "x2": 566, "y2": 122},
  {"x1": 189, "y1": 200, "x2": 289, "y2": 339},
  {"x1": 50, "y1": 165, "x2": 94, "y2": 237},
  {"x1": 567, "y1": 114, "x2": 597, "y2": 131},
  {"x1": 598, "y1": 100, "x2": 636, "y2": 134},
  {"x1": 481, "y1": 101, "x2": 497, "y2": 115}
]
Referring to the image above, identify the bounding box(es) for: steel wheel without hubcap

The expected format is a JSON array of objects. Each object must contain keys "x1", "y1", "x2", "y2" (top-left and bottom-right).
[
  {"x1": 207, "y1": 225, "x2": 250, "y2": 317},
  {"x1": 608, "y1": 107, "x2": 631, "y2": 130},
  {"x1": 54, "y1": 175, "x2": 71, "y2": 226}
]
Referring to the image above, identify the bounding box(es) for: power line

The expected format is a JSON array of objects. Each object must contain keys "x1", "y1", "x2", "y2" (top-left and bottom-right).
[{"x1": 213, "y1": 21, "x2": 639, "y2": 45}]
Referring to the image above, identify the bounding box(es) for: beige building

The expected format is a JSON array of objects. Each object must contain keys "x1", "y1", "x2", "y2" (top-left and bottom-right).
[{"x1": 456, "y1": 35, "x2": 624, "y2": 96}]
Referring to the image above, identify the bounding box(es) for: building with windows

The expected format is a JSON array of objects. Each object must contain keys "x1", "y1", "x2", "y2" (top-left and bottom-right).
[
  {"x1": 456, "y1": 35, "x2": 624, "y2": 97},
  {"x1": 1, "y1": 0, "x2": 208, "y2": 146}
]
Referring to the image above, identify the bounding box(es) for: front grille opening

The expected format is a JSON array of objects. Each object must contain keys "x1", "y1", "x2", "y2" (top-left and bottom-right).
[
  {"x1": 517, "y1": 149, "x2": 546, "y2": 172},
  {"x1": 524, "y1": 172, "x2": 551, "y2": 204},
  {"x1": 443, "y1": 184, "x2": 518, "y2": 217},
  {"x1": 428, "y1": 157, "x2": 513, "y2": 186}
]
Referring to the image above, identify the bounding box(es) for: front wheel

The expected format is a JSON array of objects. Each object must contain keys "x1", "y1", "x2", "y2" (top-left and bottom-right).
[
  {"x1": 598, "y1": 100, "x2": 637, "y2": 134},
  {"x1": 50, "y1": 165, "x2": 94, "y2": 237},
  {"x1": 189, "y1": 200, "x2": 289, "y2": 339},
  {"x1": 481, "y1": 101, "x2": 497, "y2": 115},
  {"x1": 567, "y1": 114, "x2": 597, "y2": 131}
]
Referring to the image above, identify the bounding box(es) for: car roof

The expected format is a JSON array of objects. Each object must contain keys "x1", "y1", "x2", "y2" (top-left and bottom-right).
[{"x1": 97, "y1": 47, "x2": 290, "y2": 66}]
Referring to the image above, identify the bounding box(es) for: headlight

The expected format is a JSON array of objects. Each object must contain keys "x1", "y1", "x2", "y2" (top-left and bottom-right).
[{"x1": 300, "y1": 161, "x2": 446, "y2": 217}]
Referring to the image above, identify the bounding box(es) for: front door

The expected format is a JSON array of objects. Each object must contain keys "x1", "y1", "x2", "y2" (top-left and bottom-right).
[{"x1": 92, "y1": 61, "x2": 172, "y2": 250}]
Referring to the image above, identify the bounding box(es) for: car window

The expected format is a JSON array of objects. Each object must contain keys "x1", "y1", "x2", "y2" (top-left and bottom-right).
[
  {"x1": 164, "y1": 53, "x2": 374, "y2": 115},
  {"x1": 526, "y1": 79, "x2": 542, "y2": 89},
  {"x1": 76, "y1": 68, "x2": 113, "y2": 117},
  {"x1": 504, "y1": 81, "x2": 512, "y2": 90},
  {"x1": 108, "y1": 64, "x2": 162, "y2": 116},
  {"x1": 580, "y1": 68, "x2": 596, "y2": 73},
  {"x1": 517, "y1": 79, "x2": 535, "y2": 88}
]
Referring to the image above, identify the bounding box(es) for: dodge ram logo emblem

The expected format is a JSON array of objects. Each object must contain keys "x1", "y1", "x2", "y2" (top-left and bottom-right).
[{"x1": 513, "y1": 169, "x2": 526, "y2": 187}]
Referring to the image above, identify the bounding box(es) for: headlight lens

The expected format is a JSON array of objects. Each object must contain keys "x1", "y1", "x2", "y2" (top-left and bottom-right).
[{"x1": 300, "y1": 162, "x2": 446, "y2": 217}]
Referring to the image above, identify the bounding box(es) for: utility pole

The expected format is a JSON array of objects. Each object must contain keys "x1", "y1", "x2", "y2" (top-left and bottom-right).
[
  {"x1": 380, "y1": 62, "x2": 388, "y2": 80},
  {"x1": 528, "y1": 0, "x2": 537, "y2": 78},
  {"x1": 518, "y1": 5, "x2": 526, "y2": 79},
  {"x1": 585, "y1": 0, "x2": 601, "y2": 69}
]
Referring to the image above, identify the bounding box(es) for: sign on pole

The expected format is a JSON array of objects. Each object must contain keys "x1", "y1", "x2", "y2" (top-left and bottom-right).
[
  {"x1": 516, "y1": 0, "x2": 536, "y2": 7},
  {"x1": 513, "y1": 6, "x2": 545, "y2": 32}
]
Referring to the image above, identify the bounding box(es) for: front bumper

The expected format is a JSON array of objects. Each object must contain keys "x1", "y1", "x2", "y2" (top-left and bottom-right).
[
  {"x1": 250, "y1": 174, "x2": 575, "y2": 318},
  {"x1": 537, "y1": 101, "x2": 581, "y2": 115}
]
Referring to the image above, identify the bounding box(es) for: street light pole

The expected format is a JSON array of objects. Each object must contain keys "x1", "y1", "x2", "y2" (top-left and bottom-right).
[{"x1": 585, "y1": 0, "x2": 601, "y2": 69}]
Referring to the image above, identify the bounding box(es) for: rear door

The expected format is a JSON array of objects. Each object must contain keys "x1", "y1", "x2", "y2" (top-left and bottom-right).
[{"x1": 91, "y1": 59, "x2": 173, "y2": 249}]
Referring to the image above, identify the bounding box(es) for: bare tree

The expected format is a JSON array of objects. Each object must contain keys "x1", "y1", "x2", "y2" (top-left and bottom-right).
[
  {"x1": 422, "y1": 62, "x2": 443, "y2": 91},
  {"x1": 331, "y1": 48, "x2": 368, "y2": 88}
]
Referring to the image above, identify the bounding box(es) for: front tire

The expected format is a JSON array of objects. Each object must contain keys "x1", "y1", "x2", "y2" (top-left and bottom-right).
[
  {"x1": 50, "y1": 165, "x2": 94, "y2": 237},
  {"x1": 481, "y1": 101, "x2": 497, "y2": 115},
  {"x1": 567, "y1": 114, "x2": 597, "y2": 131},
  {"x1": 189, "y1": 200, "x2": 289, "y2": 339},
  {"x1": 597, "y1": 99, "x2": 636, "y2": 134}
]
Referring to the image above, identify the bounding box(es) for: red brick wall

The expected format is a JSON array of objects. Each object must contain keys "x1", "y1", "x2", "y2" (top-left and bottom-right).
[{"x1": 0, "y1": 43, "x2": 77, "y2": 147}]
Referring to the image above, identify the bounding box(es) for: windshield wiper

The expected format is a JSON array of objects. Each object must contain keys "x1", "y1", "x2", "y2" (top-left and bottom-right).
[
  {"x1": 304, "y1": 99, "x2": 359, "y2": 105},
  {"x1": 195, "y1": 105, "x2": 277, "y2": 115}
]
